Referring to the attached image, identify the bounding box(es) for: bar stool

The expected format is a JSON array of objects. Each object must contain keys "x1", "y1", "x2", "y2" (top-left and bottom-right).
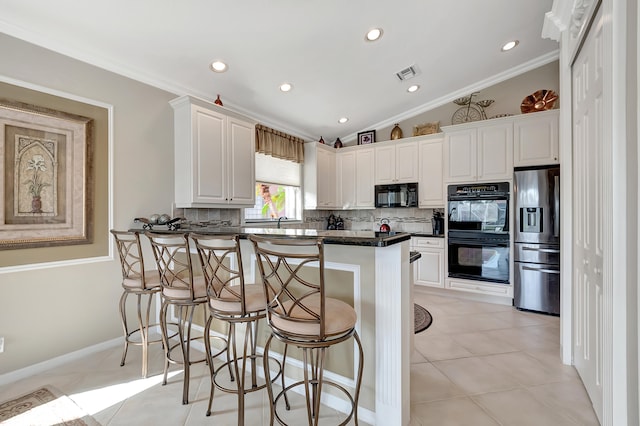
[
  {"x1": 190, "y1": 233, "x2": 287, "y2": 424},
  {"x1": 110, "y1": 229, "x2": 164, "y2": 378},
  {"x1": 249, "y1": 235, "x2": 364, "y2": 426},
  {"x1": 146, "y1": 232, "x2": 226, "y2": 405}
]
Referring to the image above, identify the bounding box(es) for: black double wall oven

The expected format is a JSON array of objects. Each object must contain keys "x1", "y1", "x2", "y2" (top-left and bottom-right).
[{"x1": 447, "y1": 182, "x2": 510, "y2": 284}]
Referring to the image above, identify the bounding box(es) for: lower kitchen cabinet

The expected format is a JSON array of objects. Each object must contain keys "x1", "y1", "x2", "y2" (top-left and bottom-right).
[
  {"x1": 446, "y1": 278, "x2": 513, "y2": 297},
  {"x1": 411, "y1": 237, "x2": 444, "y2": 288}
]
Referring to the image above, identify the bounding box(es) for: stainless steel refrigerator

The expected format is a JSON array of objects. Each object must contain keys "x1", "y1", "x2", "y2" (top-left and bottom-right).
[{"x1": 513, "y1": 166, "x2": 560, "y2": 315}]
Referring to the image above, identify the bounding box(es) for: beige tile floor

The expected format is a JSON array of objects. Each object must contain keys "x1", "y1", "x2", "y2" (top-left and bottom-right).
[
  {"x1": 0, "y1": 290, "x2": 599, "y2": 425},
  {"x1": 410, "y1": 289, "x2": 599, "y2": 426}
]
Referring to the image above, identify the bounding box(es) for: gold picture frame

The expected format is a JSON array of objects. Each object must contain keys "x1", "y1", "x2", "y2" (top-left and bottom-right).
[
  {"x1": 0, "y1": 100, "x2": 93, "y2": 249},
  {"x1": 413, "y1": 121, "x2": 440, "y2": 136}
]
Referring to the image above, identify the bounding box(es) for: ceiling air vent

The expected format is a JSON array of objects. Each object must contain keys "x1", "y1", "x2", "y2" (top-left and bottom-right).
[{"x1": 395, "y1": 65, "x2": 420, "y2": 81}]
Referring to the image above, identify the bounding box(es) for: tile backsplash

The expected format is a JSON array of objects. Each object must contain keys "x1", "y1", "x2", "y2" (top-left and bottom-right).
[
  {"x1": 174, "y1": 206, "x2": 444, "y2": 234},
  {"x1": 316, "y1": 208, "x2": 444, "y2": 233}
]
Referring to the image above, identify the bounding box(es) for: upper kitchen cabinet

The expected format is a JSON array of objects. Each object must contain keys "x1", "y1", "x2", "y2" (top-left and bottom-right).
[
  {"x1": 443, "y1": 120, "x2": 513, "y2": 183},
  {"x1": 417, "y1": 136, "x2": 444, "y2": 207},
  {"x1": 336, "y1": 147, "x2": 375, "y2": 209},
  {"x1": 171, "y1": 95, "x2": 256, "y2": 208},
  {"x1": 374, "y1": 140, "x2": 419, "y2": 184},
  {"x1": 304, "y1": 142, "x2": 336, "y2": 209},
  {"x1": 513, "y1": 110, "x2": 559, "y2": 167}
]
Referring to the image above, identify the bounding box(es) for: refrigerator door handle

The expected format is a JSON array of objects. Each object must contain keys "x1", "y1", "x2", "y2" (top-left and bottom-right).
[
  {"x1": 553, "y1": 175, "x2": 560, "y2": 237},
  {"x1": 522, "y1": 265, "x2": 560, "y2": 274},
  {"x1": 522, "y1": 246, "x2": 560, "y2": 254}
]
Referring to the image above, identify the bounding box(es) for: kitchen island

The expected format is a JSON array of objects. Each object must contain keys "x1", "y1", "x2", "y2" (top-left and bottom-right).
[{"x1": 136, "y1": 226, "x2": 413, "y2": 425}]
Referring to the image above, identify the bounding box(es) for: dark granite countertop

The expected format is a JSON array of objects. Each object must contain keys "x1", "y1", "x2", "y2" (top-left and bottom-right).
[{"x1": 132, "y1": 226, "x2": 411, "y2": 247}]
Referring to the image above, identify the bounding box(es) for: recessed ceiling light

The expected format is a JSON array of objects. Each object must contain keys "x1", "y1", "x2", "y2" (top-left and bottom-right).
[
  {"x1": 338, "y1": 117, "x2": 349, "y2": 124},
  {"x1": 365, "y1": 28, "x2": 383, "y2": 42},
  {"x1": 279, "y1": 83, "x2": 293, "y2": 92},
  {"x1": 501, "y1": 40, "x2": 519, "y2": 52},
  {"x1": 407, "y1": 85, "x2": 420, "y2": 93},
  {"x1": 210, "y1": 61, "x2": 228, "y2": 72}
]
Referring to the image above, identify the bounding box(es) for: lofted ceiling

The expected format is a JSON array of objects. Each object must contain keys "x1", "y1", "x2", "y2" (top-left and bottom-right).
[{"x1": 0, "y1": 0, "x2": 558, "y2": 142}]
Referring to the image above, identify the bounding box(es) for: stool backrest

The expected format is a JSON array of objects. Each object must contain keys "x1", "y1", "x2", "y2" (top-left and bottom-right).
[
  {"x1": 190, "y1": 234, "x2": 248, "y2": 315},
  {"x1": 111, "y1": 230, "x2": 149, "y2": 289},
  {"x1": 249, "y1": 235, "x2": 326, "y2": 339},
  {"x1": 146, "y1": 232, "x2": 197, "y2": 301}
]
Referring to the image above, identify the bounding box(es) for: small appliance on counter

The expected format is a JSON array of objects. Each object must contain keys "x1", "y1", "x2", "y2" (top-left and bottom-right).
[
  {"x1": 432, "y1": 211, "x2": 444, "y2": 235},
  {"x1": 327, "y1": 214, "x2": 336, "y2": 230},
  {"x1": 379, "y1": 218, "x2": 391, "y2": 232}
]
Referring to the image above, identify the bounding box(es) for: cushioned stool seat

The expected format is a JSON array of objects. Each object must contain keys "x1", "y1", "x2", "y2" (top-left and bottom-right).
[
  {"x1": 250, "y1": 235, "x2": 364, "y2": 426},
  {"x1": 146, "y1": 232, "x2": 225, "y2": 405},
  {"x1": 190, "y1": 233, "x2": 286, "y2": 425},
  {"x1": 110, "y1": 230, "x2": 164, "y2": 378}
]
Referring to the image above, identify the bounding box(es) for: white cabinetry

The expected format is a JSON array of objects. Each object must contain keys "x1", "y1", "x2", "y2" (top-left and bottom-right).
[
  {"x1": 355, "y1": 148, "x2": 375, "y2": 207},
  {"x1": 304, "y1": 143, "x2": 336, "y2": 209},
  {"x1": 444, "y1": 121, "x2": 513, "y2": 183},
  {"x1": 337, "y1": 147, "x2": 375, "y2": 209},
  {"x1": 411, "y1": 237, "x2": 444, "y2": 288},
  {"x1": 374, "y1": 141, "x2": 419, "y2": 184},
  {"x1": 513, "y1": 110, "x2": 559, "y2": 166},
  {"x1": 171, "y1": 95, "x2": 255, "y2": 208},
  {"x1": 447, "y1": 278, "x2": 513, "y2": 298},
  {"x1": 417, "y1": 136, "x2": 444, "y2": 207}
]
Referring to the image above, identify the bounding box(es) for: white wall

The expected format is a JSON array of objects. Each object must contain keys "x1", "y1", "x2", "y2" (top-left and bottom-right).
[
  {"x1": 0, "y1": 34, "x2": 177, "y2": 374},
  {"x1": 375, "y1": 60, "x2": 559, "y2": 144}
]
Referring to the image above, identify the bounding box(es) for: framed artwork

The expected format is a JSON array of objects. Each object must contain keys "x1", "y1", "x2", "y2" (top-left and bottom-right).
[
  {"x1": 357, "y1": 130, "x2": 375, "y2": 145},
  {"x1": 0, "y1": 100, "x2": 93, "y2": 249}
]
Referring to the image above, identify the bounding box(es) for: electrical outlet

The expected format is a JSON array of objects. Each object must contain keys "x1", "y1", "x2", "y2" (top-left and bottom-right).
[{"x1": 0, "y1": 337, "x2": 4, "y2": 353}]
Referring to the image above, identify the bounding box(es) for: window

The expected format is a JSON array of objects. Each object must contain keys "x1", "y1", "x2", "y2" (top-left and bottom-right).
[{"x1": 244, "y1": 153, "x2": 301, "y2": 223}]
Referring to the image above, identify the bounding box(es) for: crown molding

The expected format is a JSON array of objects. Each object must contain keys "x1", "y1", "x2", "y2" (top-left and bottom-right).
[{"x1": 343, "y1": 50, "x2": 560, "y2": 142}]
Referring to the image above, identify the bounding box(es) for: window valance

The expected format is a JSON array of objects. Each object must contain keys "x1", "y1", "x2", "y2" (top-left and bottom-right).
[{"x1": 255, "y1": 124, "x2": 305, "y2": 164}]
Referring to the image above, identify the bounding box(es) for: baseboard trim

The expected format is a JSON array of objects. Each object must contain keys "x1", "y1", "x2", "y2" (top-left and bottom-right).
[{"x1": 0, "y1": 337, "x2": 121, "y2": 387}]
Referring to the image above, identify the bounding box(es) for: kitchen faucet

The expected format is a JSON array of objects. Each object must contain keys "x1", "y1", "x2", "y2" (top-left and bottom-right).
[{"x1": 277, "y1": 216, "x2": 287, "y2": 228}]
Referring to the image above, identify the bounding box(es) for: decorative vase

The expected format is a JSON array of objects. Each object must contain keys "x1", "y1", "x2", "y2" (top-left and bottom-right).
[
  {"x1": 31, "y1": 196, "x2": 42, "y2": 213},
  {"x1": 334, "y1": 138, "x2": 343, "y2": 148},
  {"x1": 318, "y1": 136, "x2": 325, "y2": 144},
  {"x1": 214, "y1": 95, "x2": 223, "y2": 106},
  {"x1": 390, "y1": 124, "x2": 403, "y2": 140}
]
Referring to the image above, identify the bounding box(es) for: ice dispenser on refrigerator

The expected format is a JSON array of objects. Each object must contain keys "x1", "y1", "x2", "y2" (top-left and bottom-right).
[{"x1": 514, "y1": 166, "x2": 560, "y2": 315}]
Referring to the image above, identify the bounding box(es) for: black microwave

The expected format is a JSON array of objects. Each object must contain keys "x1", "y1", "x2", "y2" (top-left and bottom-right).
[{"x1": 375, "y1": 183, "x2": 418, "y2": 208}]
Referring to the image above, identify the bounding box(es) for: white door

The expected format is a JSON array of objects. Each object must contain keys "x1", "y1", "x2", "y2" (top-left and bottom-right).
[
  {"x1": 337, "y1": 151, "x2": 356, "y2": 209},
  {"x1": 374, "y1": 145, "x2": 396, "y2": 184},
  {"x1": 513, "y1": 111, "x2": 560, "y2": 167},
  {"x1": 194, "y1": 106, "x2": 226, "y2": 203},
  {"x1": 418, "y1": 138, "x2": 444, "y2": 207},
  {"x1": 227, "y1": 116, "x2": 255, "y2": 205},
  {"x1": 572, "y1": 8, "x2": 604, "y2": 421},
  {"x1": 445, "y1": 129, "x2": 476, "y2": 182},
  {"x1": 394, "y1": 142, "x2": 419, "y2": 183},
  {"x1": 355, "y1": 148, "x2": 375, "y2": 207},
  {"x1": 476, "y1": 122, "x2": 512, "y2": 181}
]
